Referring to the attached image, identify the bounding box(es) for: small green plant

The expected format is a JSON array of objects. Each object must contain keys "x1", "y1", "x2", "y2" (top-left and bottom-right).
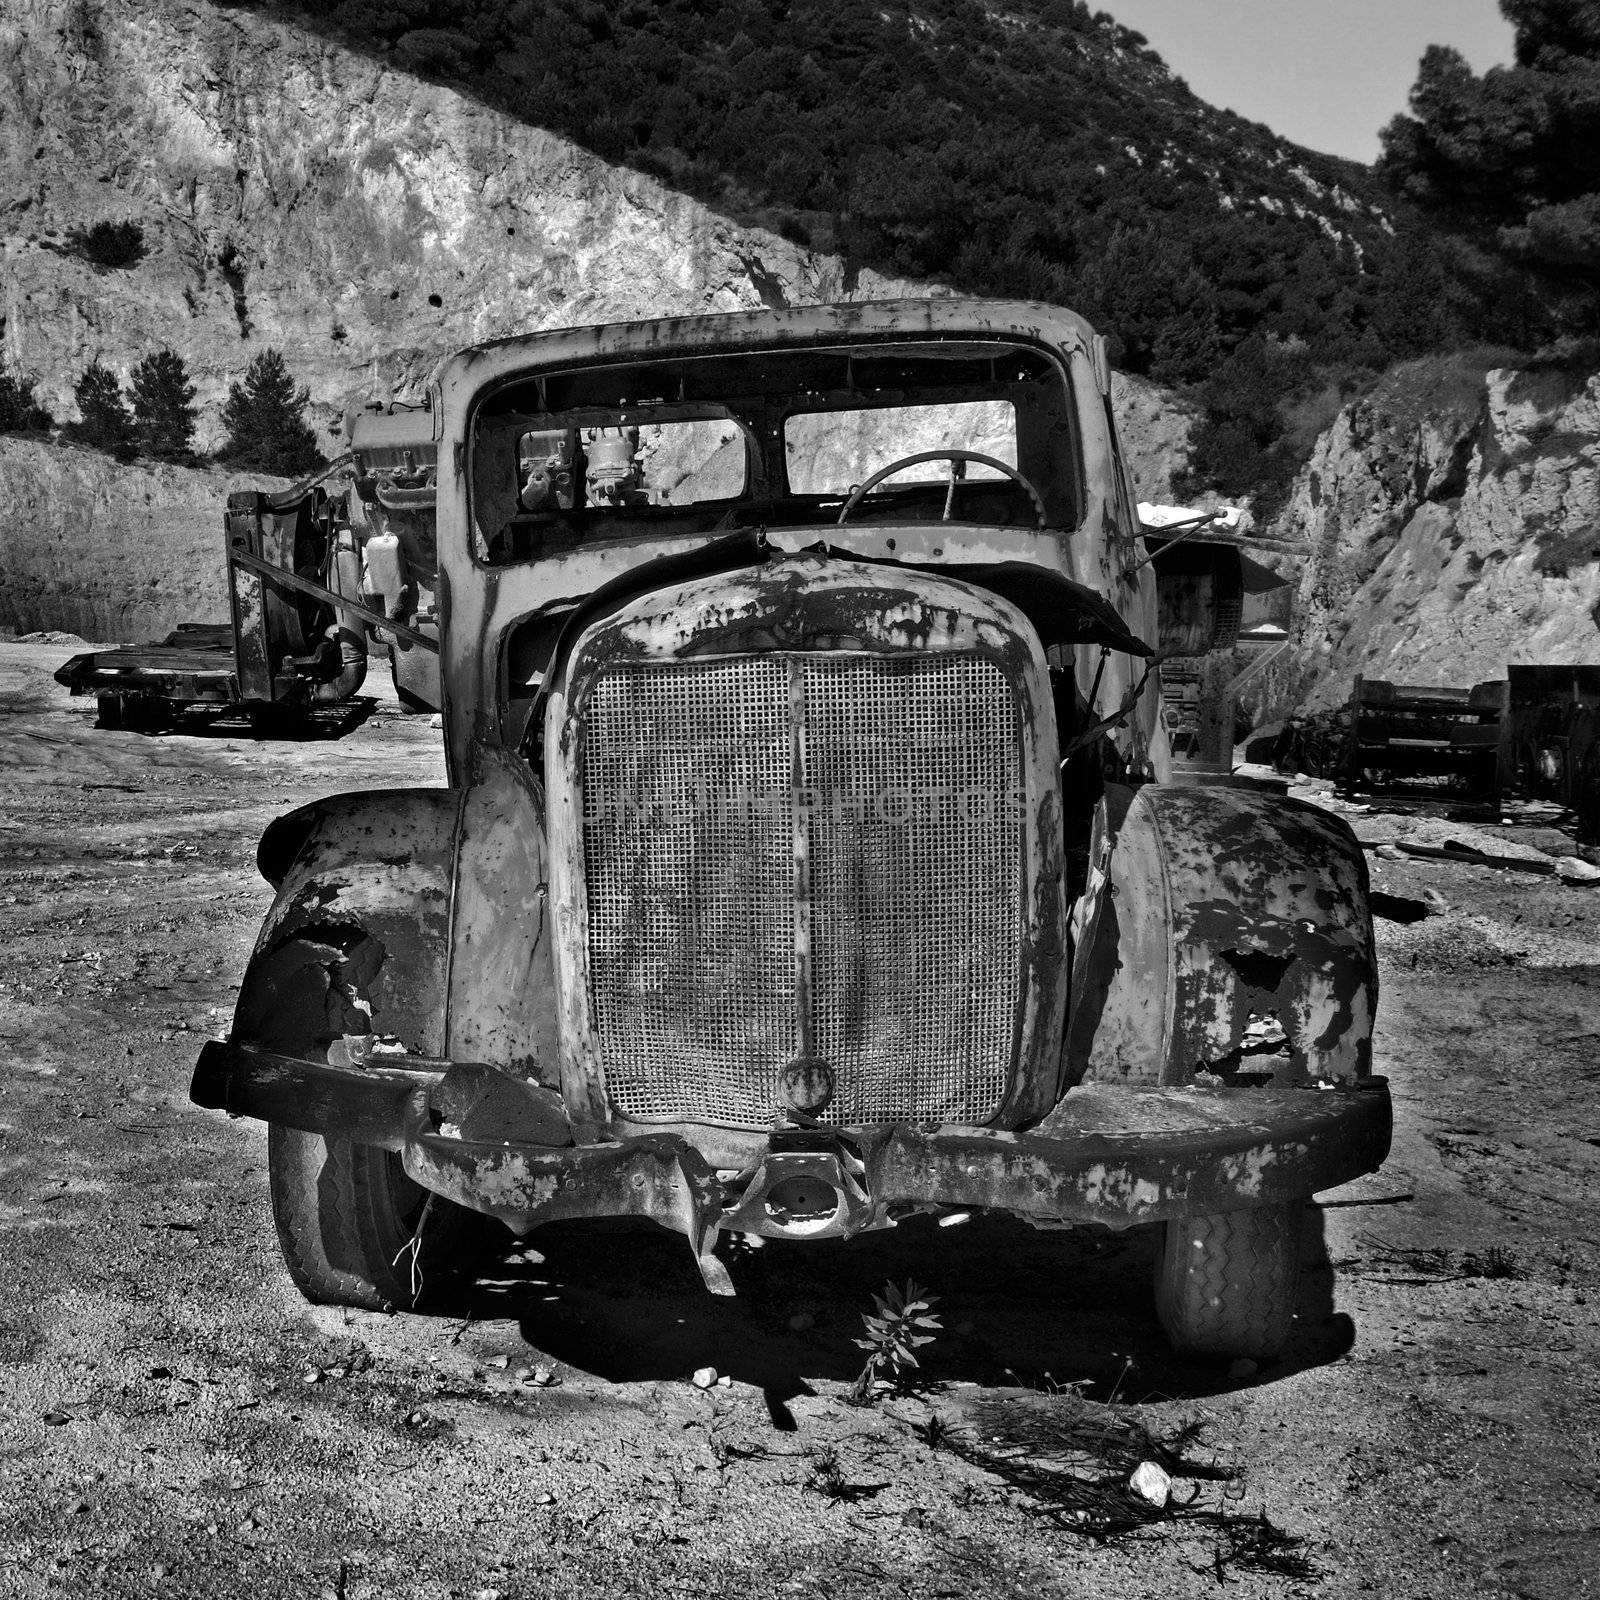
[{"x1": 850, "y1": 1278, "x2": 940, "y2": 1403}]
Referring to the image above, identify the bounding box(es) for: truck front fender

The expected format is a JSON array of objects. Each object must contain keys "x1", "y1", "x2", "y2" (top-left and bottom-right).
[
  {"x1": 1065, "y1": 784, "x2": 1375, "y2": 1087},
  {"x1": 243, "y1": 750, "x2": 558, "y2": 1081},
  {"x1": 245, "y1": 789, "x2": 464, "y2": 1059}
]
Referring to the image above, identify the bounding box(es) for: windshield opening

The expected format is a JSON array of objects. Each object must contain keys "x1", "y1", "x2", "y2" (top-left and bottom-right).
[{"x1": 470, "y1": 338, "x2": 1078, "y2": 564}]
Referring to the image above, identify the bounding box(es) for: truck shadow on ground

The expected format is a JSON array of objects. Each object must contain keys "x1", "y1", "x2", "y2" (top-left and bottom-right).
[{"x1": 453, "y1": 1205, "x2": 1354, "y2": 1416}]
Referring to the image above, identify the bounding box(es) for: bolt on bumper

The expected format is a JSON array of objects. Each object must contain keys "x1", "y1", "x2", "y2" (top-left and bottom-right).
[{"x1": 192, "y1": 1040, "x2": 1392, "y2": 1296}]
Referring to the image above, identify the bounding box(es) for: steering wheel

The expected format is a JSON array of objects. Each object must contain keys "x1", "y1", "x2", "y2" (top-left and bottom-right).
[{"x1": 836, "y1": 449, "x2": 1048, "y2": 529}]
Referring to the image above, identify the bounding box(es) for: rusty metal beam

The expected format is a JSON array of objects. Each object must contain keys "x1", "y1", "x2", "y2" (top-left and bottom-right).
[
  {"x1": 226, "y1": 547, "x2": 441, "y2": 655},
  {"x1": 191, "y1": 1040, "x2": 442, "y2": 1150}
]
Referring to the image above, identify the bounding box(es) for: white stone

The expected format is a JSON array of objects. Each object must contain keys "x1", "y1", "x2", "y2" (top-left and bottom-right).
[{"x1": 1128, "y1": 1460, "x2": 1172, "y2": 1507}]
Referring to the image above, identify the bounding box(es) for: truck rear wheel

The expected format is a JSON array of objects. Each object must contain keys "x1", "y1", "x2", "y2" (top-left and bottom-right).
[
  {"x1": 268, "y1": 1126, "x2": 478, "y2": 1311},
  {"x1": 1154, "y1": 1202, "x2": 1303, "y2": 1361}
]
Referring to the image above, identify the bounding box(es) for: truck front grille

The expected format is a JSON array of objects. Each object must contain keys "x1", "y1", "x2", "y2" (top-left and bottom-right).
[{"x1": 579, "y1": 652, "x2": 1022, "y2": 1128}]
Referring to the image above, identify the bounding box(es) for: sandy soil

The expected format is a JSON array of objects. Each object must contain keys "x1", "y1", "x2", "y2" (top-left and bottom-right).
[{"x1": 1, "y1": 638, "x2": 1597, "y2": 1600}]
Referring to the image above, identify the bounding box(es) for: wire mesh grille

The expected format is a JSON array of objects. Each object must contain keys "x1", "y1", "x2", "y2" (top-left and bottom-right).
[
  {"x1": 579, "y1": 653, "x2": 1022, "y2": 1127},
  {"x1": 802, "y1": 656, "x2": 1020, "y2": 1123}
]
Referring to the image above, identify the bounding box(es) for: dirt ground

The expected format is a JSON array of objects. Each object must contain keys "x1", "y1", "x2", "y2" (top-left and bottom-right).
[{"x1": 1, "y1": 637, "x2": 1597, "y2": 1600}]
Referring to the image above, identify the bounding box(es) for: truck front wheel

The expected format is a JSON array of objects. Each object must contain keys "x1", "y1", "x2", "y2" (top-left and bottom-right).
[
  {"x1": 246, "y1": 933, "x2": 487, "y2": 1310},
  {"x1": 1154, "y1": 1203, "x2": 1303, "y2": 1361},
  {"x1": 267, "y1": 1127, "x2": 478, "y2": 1311}
]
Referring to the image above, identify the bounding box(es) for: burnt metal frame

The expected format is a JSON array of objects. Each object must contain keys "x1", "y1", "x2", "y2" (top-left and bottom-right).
[{"x1": 435, "y1": 301, "x2": 1158, "y2": 785}]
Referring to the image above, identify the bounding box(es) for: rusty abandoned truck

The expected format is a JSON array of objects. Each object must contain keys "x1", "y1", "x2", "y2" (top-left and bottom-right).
[
  {"x1": 190, "y1": 301, "x2": 1390, "y2": 1360},
  {"x1": 55, "y1": 408, "x2": 443, "y2": 728}
]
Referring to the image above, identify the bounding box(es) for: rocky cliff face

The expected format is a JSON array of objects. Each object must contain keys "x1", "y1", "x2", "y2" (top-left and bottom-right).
[
  {"x1": 0, "y1": 0, "x2": 916, "y2": 449},
  {"x1": 0, "y1": 0, "x2": 1188, "y2": 638},
  {"x1": 0, "y1": 439, "x2": 275, "y2": 640},
  {"x1": 1268, "y1": 354, "x2": 1600, "y2": 712}
]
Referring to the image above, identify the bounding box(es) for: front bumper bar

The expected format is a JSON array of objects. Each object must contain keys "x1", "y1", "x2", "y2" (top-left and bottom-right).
[{"x1": 192, "y1": 1041, "x2": 1392, "y2": 1294}]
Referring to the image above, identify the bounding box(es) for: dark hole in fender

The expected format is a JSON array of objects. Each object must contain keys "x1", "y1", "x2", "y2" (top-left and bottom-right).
[{"x1": 1221, "y1": 949, "x2": 1293, "y2": 997}]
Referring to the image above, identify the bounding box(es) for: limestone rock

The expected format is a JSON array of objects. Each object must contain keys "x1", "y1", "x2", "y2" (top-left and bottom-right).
[
  {"x1": 0, "y1": 437, "x2": 285, "y2": 640},
  {"x1": 1264, "y1": 356, "x2": 1600, "y2": 712}
]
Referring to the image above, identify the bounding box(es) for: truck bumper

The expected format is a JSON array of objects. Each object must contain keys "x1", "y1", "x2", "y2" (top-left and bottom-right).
[{"x1": 191, "y1": 1041, "x2": 1392, "y2": 1296}]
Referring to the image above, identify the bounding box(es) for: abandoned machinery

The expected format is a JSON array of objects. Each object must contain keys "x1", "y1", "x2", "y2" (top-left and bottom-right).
[{"x1": 190, "y1": 301, "x2": 1390, "y2": 1361}]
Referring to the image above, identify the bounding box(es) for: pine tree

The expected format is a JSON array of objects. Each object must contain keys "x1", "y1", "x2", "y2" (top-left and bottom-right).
[
  {"x1": 68, "y1": 361, "x2": 136, "y2": 459},
  {"x1": 218, "y1": 348, "x2": 324, "y2": 475},
  {"x1": 1380, "y1": 1, "x2": 1600, "y2": 315},
  {"x1": 130, "y1": 349, "x2": 197, "y2": 462},
  {"x1": 0, "y1": 367, "x2": 52, "y2": 435}
]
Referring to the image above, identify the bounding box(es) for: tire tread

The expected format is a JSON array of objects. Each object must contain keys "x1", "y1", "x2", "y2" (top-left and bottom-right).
[{"x1": 1155, "y1": 1203, "x2": 1303, "y2": 1360}]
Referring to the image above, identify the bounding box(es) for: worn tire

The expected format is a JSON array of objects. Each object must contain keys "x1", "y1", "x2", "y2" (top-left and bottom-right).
[
  {"x1": 246, "y1": 935, "x2": 489, "y2": 1310},
  {"x1": 1155, "y1": 1203, "x2": 1303, "y2": 1361},
  {"x1": 268, "y1": 1126, "x2": 480, "y2": 1311}
]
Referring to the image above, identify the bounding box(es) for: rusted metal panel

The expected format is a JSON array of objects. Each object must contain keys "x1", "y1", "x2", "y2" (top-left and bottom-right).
[
  {"x1": 445, "y1": 747, "x2": 561, "y2": 1089},
  {"x1": 250, "y1": 790, "x2": 463, "y2": 1059},
  {"x1": 1064, "y1": 784, "x2": 1175, "y2": 1086},
  {"x1": 194, "y1": 1036, "x2": 1388, "y2": 1247},
  {"x1": 191, "y1": 1040, "x2": 436, "y2": 1149},
  {"x1": 1067, "y1": 785, "x2": 1375, "y2": 1087},
  {"x1": 227, "y1": 495, "x2": 275, "y2": 702},
  {"x1": 1503, "y1": 665, "x2": 1600, "y2": 836},
  {"x1": 1338, "y1": 674, "x2": 1504, "y2": 802},
  {"x1": 882, "y1": 1082, "x2": 1391, "y2": 1221},
  {"x1": 54, "y1": 648, "x2": 238, "y2": 704}
]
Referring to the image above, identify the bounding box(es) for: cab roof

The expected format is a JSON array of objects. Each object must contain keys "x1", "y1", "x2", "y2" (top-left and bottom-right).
[{"x1": 436, "y1": 298, "x2": 1106, "y2": 412}]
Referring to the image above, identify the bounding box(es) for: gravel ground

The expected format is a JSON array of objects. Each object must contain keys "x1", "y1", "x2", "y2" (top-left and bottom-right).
[{"x1": 1, "y1": 641, "x2": 1597, "y2": 1600}]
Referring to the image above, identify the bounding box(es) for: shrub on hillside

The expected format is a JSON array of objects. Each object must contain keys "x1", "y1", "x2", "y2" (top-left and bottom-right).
[
  {"x1": 1174, "y1": 335, "x2": 1317, "y2": 512},
  {"x1": 217, "y1": 349, "x2": 325, "y2": 476},
  {"x1": 0, "y1": 368, "x2": 53, "y2": 434},
  {"x1": 65, "y1": 220, "x2": 147, "y2": 270},
  {"x1": 67, "y1": 361, "x2": 137, "y2": 460},
  {"x1": 130, "y1": 349, "x2": 197, "y2": 462}
]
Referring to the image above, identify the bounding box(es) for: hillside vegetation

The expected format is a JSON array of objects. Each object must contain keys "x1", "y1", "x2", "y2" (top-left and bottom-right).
[
  {"x1": 214, "y1": 0, "x2": 1498, "y2": 505},
  {"x1": 1380, "y1": 0, "x2": 1600, "y2": 338}
]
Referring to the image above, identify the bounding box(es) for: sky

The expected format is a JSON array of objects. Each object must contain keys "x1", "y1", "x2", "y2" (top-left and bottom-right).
[{"x1": 1103, "y1": 0, "x2": 1516, "y2": 164}]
